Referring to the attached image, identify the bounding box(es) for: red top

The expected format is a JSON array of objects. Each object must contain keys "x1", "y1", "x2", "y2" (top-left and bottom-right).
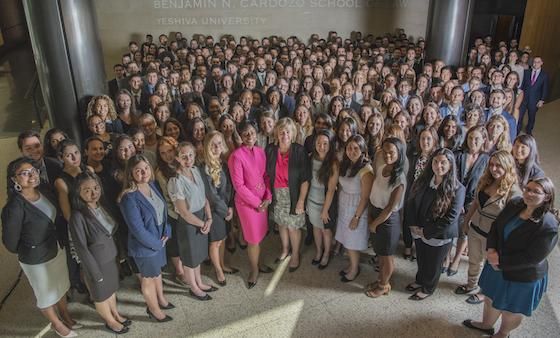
[{"x1": 274, "y1": 149, "x2": 289, "y2": 188}]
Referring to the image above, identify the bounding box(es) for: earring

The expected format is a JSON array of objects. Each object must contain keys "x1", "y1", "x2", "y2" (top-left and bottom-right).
[{"x1": 14, "y1": 182, "x2": 22, "y2": 192}]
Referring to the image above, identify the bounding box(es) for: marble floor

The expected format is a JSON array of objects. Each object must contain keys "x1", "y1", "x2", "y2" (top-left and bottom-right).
[{"x1": 0, "y1": 100, "x2": 560, "y2": 338}]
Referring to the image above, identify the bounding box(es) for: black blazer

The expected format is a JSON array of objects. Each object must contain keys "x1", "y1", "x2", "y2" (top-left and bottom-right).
[
  {"x1": 265, "y1": 143, "x2": 311, "y2": 215},
  {"x1": 1, "y1": 189, "x2": 63, "y2": 264},
  {"x1": 69, "y1": 208, "x2": 118, "y2": 281},
  {"x1": 404, "y1": 180, "x2": 466, "y2": 240},
  {"x1": 487, "y1": 197, "x2": 558, "y2": 282},
  {"x1": 455, "y1": 151, "x2": 490, "y2": 208},
  {"x1": 200, "y1": 165, "x2": 232, "y2": 220}
]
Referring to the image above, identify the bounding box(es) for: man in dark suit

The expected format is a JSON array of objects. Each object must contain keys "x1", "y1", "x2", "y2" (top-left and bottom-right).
[
  {"x1": 519, "y1": 56, "x2": 549, "y2": 135},
  {"x1": 204, "y1": 65, "x2": 222, "y2": 97},
  {"x1": 254, "y1": 57, "x2": 267, "y2": 90},
  {"x1": 108, "y1": 64, "x2": 126, "y2": 100}
]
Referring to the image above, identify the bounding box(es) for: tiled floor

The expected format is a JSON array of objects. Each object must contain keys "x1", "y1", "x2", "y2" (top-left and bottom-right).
[{"x1": 1, "y1": 100, "x2": 560, "y2": 337}]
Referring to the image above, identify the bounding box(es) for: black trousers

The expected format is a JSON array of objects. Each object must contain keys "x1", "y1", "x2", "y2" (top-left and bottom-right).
[
  {"x1": 414, "y1": 239, "x2": 452, "y2": 294},
  {"x1": 518, "y1": 103, "x2": 538, "y2": 135}
]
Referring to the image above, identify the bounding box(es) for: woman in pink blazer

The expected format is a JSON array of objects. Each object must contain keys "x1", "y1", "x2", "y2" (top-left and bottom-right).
[{"x1": 228, "y1": 120, "x2": 274, "y2": 289}]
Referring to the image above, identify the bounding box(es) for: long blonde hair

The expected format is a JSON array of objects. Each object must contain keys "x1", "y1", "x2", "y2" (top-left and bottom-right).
[
  {"x1": 203, "y1": 131, "x2": 226, "y2": 187},
  {"x1": 476, "y1": 150, "x2": 518, "y2": 197}
]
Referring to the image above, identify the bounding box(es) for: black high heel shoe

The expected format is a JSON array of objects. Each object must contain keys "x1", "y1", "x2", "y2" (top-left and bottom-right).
[
  {"x1": 119, "y1": 318, "x2": 132, "y2": 326},
  {"x1": 189, "y1": 290, "x2": 212, "y2": 301},
  {"x1": 159, "y1": 302, "x2": 175, "y2": 310},
  {"x1": 146, "y1": 308, "x2": 173, "y2": 322},
  {"x1": 340, "y1": 267, "x2": 360, "y2": 282},
  {"x1": 105, "y1": 324, "x2": 129, "y2": 334},
  {"x1": 238, "y1": 239, "x2": 248, "y2": 250}
]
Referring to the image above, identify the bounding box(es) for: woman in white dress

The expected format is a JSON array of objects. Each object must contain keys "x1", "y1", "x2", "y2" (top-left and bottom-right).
[{"x1": 335, "y1": 135, "x2": 374, "y2": 283}]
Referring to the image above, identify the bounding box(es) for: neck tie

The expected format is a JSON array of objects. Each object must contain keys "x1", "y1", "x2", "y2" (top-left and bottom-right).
[{"x1": 531, "y1": 71, "x2": 537, "y2": 85}]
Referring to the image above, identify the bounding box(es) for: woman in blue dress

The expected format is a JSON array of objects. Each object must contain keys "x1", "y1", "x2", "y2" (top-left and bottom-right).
[{"x1": 463, "y1": 177, "x2": 558, "y2": 337}]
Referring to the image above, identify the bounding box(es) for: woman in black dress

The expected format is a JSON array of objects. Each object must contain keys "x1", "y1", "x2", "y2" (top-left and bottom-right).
[{"x1": 201, "y1": 131, "x2": 238, "y2": 286}]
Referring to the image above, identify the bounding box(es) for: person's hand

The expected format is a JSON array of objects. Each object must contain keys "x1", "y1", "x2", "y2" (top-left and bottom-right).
[
  {"x1": 461, "y1": 222, "x2": 470, "y2": 235},
  {"x1": 258, "y1": 200, "x2": 270, "y2": 213},
  {"x1": 295, "y1": 200, "x2": 305, "y2": 215},
  {"x1": 349, "y1": 217, "x2": 359, "y2": 230},
  {"x1": 410, "y1": 226, "x2": 420, "y2": 237},
  {"x1": 321, "y1": 210, "x2": 330, "y2": 224},
  {"x1": 161, "y1": 236, "x2": 169, "y2": 246},
  {"x1": 487, "y1": 249, "x2": 499, "y2": 266},
  {"x1": 537, "y1": 100, "x2": 544, "y2": 108},
  {"x1": 225, "y1": 208, "x2": 234, "y2": 221},
  {"x1": 369, "y1": 220, "x2": 378, "y2": 233},
  {"x1": 201, "y1": 219, "x2": 212, "y2": 234}
]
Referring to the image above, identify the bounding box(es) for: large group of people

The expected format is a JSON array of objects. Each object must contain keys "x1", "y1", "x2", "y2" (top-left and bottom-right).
[{"x1": 2, "y1": 29, "x2": 558, "y2": 338}]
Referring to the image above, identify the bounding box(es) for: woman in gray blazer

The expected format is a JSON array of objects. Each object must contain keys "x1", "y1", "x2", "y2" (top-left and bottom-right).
[{"x1": 69, "y1": 171, "x2": 130, "y2": 334}]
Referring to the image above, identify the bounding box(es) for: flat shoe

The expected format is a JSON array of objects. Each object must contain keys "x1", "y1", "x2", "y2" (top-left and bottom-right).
[
  {"x1": 405, "y1": 283, "x2": 422, "y2": 292},
  {"x1": 447, "y1": 269, "x2": 458, "y2": 277},
  {"x1": 318, "y1": 260, "x2": 329, "y2": 270},
  {"x1": 288, "y1": 264, "x2": 300, "y2": 273},
  {"x1": 441, "y1": 267, "x2": 448, "y2": 274},
  {"x1": 408, "y1": 292, "x2": 432, "y2": 301},
  {"x1": 247, "y1": 281, "x2": 257, "y2": 289},
  {"x1": 311, "y1": 258, "x2": 321, "y2": 265},
  {"x1": 339, "y1": 269, "x2": 348, "y2": 277},
  {"x1": 454, "y1": 285, "x2": 477, "y2": 295},
  {"x1": 466, "y1": 294, "x2": 484, "y2": 304},
  {"x1": 217, "y1": 279, "x2": 227, "y2": 286},
  {"x1": 462, "y1": 319, "x2": 495, "y2": 335}
]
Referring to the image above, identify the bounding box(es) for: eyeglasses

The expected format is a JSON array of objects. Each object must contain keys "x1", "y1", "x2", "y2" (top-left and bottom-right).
[{"x1": 17, "y1": 167, "x2": 39, "y2": 177}]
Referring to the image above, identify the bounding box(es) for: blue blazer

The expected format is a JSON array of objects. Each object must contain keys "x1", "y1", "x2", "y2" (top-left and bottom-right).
[
  {"x1": 119, "y1": 182, "x2": 171, "y2": 257},
  {"x1": 521, "y1": 69, "x2": 549, "y2": 107}
]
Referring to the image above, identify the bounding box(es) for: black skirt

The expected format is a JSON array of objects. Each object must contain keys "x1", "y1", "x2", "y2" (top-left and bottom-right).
[
  {"x1": 370, "y1": 206, "x2": 401, "y2": 256},
  {"x1": 208, "y1": 211, "x2": 228, "y2": 242},
  {"x1": 176, "y1": 209, "x2": 209, "y2": 268}
]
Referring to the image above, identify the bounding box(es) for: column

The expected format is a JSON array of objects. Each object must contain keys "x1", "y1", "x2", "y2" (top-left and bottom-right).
[
  {"x1": 22, "y1": 0, "x2": 107, "y2": 143},
  {"x1": 425, "y1": 0, "x2": 476, "y2": 66}
]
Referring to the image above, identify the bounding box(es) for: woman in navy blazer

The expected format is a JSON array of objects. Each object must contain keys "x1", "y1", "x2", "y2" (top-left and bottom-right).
[
  {"x1": 464, "y1": 177, "x2": 558, "y2": 337},
  {"x1": 119, "y1": 155, "x2": 173, "y2": 322}
]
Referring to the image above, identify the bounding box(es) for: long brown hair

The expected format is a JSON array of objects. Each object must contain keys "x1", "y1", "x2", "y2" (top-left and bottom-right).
[{"x1": 118, "y1": 154, "x2": 154, "y2": 202}]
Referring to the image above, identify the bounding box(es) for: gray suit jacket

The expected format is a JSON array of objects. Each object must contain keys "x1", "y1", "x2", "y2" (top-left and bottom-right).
[{"x1": 69, "y1": 208, "x2": 118, "y2": 281}]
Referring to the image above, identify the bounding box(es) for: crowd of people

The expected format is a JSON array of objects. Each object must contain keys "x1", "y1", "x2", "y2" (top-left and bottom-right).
[{"x1": 2, "y1": 29, "x2": 558, "y2": 338}]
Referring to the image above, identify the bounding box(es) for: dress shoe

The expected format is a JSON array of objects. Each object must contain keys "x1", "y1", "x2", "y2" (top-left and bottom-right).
[
  {"x1": 311, "y1": 257, "x2": 321, "y2": 265},
  {"x1": 238, "y1": 240, "x2": 248, "y2": 250},
  {"x1": 53, "y1": 326, "x2": 77, "y2": 338},
  {"x1": 340, "y1": 268, "x2": 360, "y2": 282},
  {"x1": 189, "y1": 290, "x2": 212, "y2": 301},
  {"x1": 259, "y1": 265, "x2": 274, "y2": 273},
  {"x1": 120, "y1": 318, "x2": 132, "y2": 326},
  {"x1": 159, "y1": 302, "x2": 175, "y2": 310},
  {"x1": 462, "y1": 319, "x2": 495, "y2": 335},
  {"x1": 105, "y1": 323, "x2": 129, "y2": 334},
  {"x1": 146, "y1": 308, "x2": 173, "y2": 322},
  {"x1": 201, "y1": 285, "x2": 219, "y2": 292},
  {"x1": 247, "y1": 280, "x2": 257, "y2": 289},
  {"x1": 288, "y1": 264, "x2": 300, "y2": 273},
  {"x1": 223, "y1": 267, "x2": 239, "y2": 274},
  {"x1": 447, "y1": 269, "x2": 458, "y2": 277}
]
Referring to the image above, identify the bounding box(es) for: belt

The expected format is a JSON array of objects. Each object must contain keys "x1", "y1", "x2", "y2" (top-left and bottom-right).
[{"x1": 470, "y1": 223, "x2": 488, "y2": 238}]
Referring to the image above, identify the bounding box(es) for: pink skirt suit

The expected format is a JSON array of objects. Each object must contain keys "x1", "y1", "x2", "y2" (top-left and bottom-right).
[{"x1": 228, "y1": 145, "x2": 272, "y2": 244}]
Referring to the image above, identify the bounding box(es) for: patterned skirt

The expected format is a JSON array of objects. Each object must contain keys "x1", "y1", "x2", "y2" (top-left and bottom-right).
[{"x1": 272, "y1": 188, "x2": 305, "y2": 229}]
